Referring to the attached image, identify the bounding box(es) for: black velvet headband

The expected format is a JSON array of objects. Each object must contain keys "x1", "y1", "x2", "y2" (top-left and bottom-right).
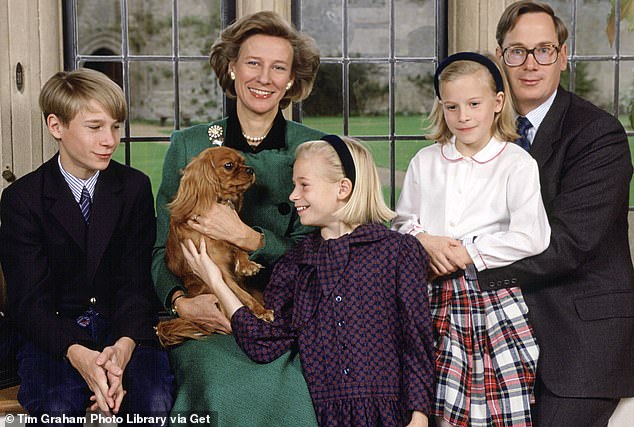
[
  {"x1": 321, "y1": 134, "x2": 356, "y2": 186},
  {"x1": 433, "y1": 52, "x2": 505, "y2": 99}
]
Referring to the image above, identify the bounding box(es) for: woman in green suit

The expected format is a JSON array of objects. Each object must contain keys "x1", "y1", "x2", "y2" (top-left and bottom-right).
[{"x1": 152, "y1": 11, "x2": 325, "y2": 426}]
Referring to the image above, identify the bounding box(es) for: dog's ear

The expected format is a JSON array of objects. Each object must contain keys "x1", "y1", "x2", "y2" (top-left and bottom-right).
[
  {"x1": 201, "y1": 150, "x2": 224, "y2": 195},
  {"x1": 168, "y1": 149, "x2": 221, "y2": 222}
]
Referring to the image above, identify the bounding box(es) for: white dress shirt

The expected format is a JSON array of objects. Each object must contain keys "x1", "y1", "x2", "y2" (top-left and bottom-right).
[
  {"x1": 393, "y1": 136, "x2": 551, "y2": 271},
  {"x1": 522, "y1": 89, "x2": 557, "y2": 146}
]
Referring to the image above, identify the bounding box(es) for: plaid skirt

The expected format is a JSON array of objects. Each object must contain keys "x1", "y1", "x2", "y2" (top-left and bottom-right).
[{"x1": 430, "y1": 273, "x2": 539, "y2": 427}]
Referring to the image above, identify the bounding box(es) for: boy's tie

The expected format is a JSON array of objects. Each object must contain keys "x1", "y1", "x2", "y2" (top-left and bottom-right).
[
  {"x1": 516, "y1": 116, "x2": 533, "y2": 152},
  {"x1": 79, "y1": 186, "x2": 92, "y2": 223}
]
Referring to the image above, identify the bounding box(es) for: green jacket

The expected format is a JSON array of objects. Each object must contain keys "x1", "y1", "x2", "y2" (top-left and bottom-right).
[{"x1": 152, "y1": 118, "x2": 325, "y2": 309}]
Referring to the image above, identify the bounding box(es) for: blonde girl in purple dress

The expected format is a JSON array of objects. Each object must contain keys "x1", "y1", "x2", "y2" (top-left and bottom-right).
[{"x1": 182, "y1": 136, "x2": 435, "y2": 426}]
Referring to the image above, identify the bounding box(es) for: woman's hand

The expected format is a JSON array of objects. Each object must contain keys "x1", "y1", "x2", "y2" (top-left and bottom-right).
[
  {"x1": 173, "y1": 293, "x2": 232, "y2": 334},
  {"x1": 415, "y1": 233, "x2": 465, "y2": 277},
  {"x1": 187, "y1": 204, "x2": 263, "y2": 252}
]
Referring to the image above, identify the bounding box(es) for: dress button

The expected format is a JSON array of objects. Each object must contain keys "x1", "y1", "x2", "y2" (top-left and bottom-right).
[
  {"x1": 335, "y1": 295, "x2": 342, "y2": 302},
  {"x1": 341, "y1": 343, "x2": 348, "y2": 351},
  {"x1": 343, "y1": 368, "x2": 350, "y2": 375},
  {"x1": 89, "y1": 297, "x2": 96, "y2": 305},
  {"x1": 337, "y1": 320, "x2": 345, "y2": 327}
]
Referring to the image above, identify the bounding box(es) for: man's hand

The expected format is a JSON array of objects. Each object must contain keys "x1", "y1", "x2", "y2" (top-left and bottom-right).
[{"x1": 449, "y1": 244, "x2": 473, "y2": 270}]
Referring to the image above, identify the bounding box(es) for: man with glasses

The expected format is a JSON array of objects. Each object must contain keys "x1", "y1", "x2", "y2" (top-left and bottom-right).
[{"x1": 475, "y1": 1, "x2": 634, "y2": 426}]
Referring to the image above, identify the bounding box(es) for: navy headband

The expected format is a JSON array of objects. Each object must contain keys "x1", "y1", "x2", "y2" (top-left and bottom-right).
[
  {"x1": 321, "y1": 134, "x2": 356, "y2": 186},
  {"x1": 433, "y1": 52, "x2": 505, "y2": 99}
]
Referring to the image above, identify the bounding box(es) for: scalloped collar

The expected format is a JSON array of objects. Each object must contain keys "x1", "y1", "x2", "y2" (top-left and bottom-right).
[{"x1": 440, "y1": 136, "x2": 509, "y2": 164}]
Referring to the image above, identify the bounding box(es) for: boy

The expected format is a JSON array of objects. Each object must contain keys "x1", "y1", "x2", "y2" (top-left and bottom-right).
[{"x1": 0, "y1": 69, "x2": 173, "y2": 424}]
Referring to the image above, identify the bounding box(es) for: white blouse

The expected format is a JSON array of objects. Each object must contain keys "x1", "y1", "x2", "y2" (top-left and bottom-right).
[{"x1": 393, "y1": 137, "x2": 551, "y2": 271}]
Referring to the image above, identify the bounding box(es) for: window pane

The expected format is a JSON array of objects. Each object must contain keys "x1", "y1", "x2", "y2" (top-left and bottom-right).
[
  {"x1": 129, "y1": 62, "x2": 174, "y2": 134},
  {"x1": 113, "y1": 141, "x2": 169, "y2": 199},
  {"x1": 620, "y1": 62, "x2": 634, "y2": 132},
  {"x1": 561, "y1": 61, "x2": 614, "y2": 113},
  {"x1": 395, "y1": 0, "x2": 436, "y2": 57},
  {"x1": 363, "y1": 138, "x2": 391, "y2": 204},
  {"x1": 619, "y1": 12, "x2": 634, "y2": 55},
  {"x1": 302, "y1": 1, "x2": 342, "y2": 57},
  {"x1": 81, "y1": 60, "x2": 123, "y2": 90},
  {"x1": 395, "y1": 62, "x2": 435, "y2": 135},
  {"x1": 620, "y1": 62, "x2": 634, "y2": 204},
  {"x1": 577, "y1": 61, "x2": 614, "y2": 114},
  {"x1": 546, "y1": 1, "x2": 573, "y2": 49},
  {"x1": 77, "y1": 0, "x2": 122, "y2": 55},
  {"x1": 179, "y1": 61, "x2": 223, "y2": 125},
  {"x1": 178, "y1": 0, "x2": 222, "y2": 57},
  {"x1": 576, "y1": 1, "x2": 614, "y2": 56},
  {"x1": 302, "y1": 63, "x2": 344, "y2": 135},
  {"x1": 349, "y1": 63, "x2": 389, "y2": 135},
  {"x1": 127, "y1": 0, "x2": 173, "y2": 55},
  {"x1": 349, "y1": 0, "x2": 389, "y2": 57},
  {"x1": 393, "y1": 139, "x2": 433, "y2": 203}
]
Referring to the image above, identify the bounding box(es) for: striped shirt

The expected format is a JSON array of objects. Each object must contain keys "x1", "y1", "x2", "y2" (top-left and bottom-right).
[
  {"x1": 523, "y1": 89, "x2": 557, "y2": 146},
  {"x1": 57, "y1": 155, "x2": 99, "y2": 204}
]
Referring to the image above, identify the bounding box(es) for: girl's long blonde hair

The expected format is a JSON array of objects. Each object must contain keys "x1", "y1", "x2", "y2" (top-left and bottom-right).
[{"x1": 295, "y1": 137, "x2": 395, "y2": 226}]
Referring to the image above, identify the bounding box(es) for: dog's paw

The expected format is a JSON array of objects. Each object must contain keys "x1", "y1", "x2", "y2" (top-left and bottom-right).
[{"x1": 237, "y1": 260, "x2": 263, "y2": 277}]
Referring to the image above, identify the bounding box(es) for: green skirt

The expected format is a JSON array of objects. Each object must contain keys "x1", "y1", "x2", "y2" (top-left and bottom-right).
[{"x1": 168, "y1": 334, "x2": 317, "y2": 427}]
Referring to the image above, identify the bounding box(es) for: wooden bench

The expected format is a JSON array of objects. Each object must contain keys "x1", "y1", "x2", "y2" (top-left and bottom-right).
[{"x1": 0, "y1": 385, "x2": 22, "y2": 414}]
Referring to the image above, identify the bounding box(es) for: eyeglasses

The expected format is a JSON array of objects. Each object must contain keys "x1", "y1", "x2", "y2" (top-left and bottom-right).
[{"x1": 502, "y1": 44, "x2": 561, "y2": 67}]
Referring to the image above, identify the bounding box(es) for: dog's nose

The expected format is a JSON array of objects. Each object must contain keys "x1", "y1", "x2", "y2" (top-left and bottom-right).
[{"x1": 245, "y1": 167, "x2": 254, "y2": 175}]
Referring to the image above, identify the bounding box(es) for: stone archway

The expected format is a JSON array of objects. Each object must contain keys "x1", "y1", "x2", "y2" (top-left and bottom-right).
[{"x1": 84, "y1": 48, "x2": 123, "y2": 88}]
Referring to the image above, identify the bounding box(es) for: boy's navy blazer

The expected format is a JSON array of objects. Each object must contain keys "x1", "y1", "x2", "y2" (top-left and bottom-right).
[
  {"x1": 0, "y1": 155, "x2": 159, "y2": 358},
  {"x1": 478, "y1": 87, "x2": 634, "y2": 398}
]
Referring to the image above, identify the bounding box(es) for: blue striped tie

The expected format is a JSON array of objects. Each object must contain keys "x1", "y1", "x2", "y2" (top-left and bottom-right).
[
  {"x1": 79, "y1": 187, "x2": 92, "y2": 223},
  {"x1": 515, "y1": 116, "x2": 533, "y2": 152}
]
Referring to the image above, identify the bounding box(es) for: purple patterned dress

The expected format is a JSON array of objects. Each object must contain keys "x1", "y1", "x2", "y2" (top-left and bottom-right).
[{"x1": 231, "y1": 223, "x2": 435, "y2": 426}]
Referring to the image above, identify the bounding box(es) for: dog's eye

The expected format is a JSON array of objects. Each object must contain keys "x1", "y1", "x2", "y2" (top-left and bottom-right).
[{"x1": 223, "y1": 162, "x2": 234, "y2": 170}]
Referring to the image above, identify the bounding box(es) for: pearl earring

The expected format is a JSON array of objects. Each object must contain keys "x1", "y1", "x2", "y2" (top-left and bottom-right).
[
  {"x1": 286, "y1": 81, "x2": 293, "y2": 90},
  {"x1": 230, "y1": 71, "x2": 236, "y2": 80}
]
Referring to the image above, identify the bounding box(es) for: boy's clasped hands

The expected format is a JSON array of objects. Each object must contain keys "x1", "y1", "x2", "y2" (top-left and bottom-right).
[{"x1": 66, "y1": 337, "x2": 135, "y2": 415}]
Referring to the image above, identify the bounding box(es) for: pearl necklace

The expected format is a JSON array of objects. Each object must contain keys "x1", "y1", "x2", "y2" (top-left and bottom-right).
[{"x1": 241, "y1": 130, "x2": 267, "y2": 144}]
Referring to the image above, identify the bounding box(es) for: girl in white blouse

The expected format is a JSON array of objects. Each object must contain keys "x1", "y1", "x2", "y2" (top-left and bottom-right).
[{"x1": 393, "y1": 52, "x2": 550, "y2": 427}]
